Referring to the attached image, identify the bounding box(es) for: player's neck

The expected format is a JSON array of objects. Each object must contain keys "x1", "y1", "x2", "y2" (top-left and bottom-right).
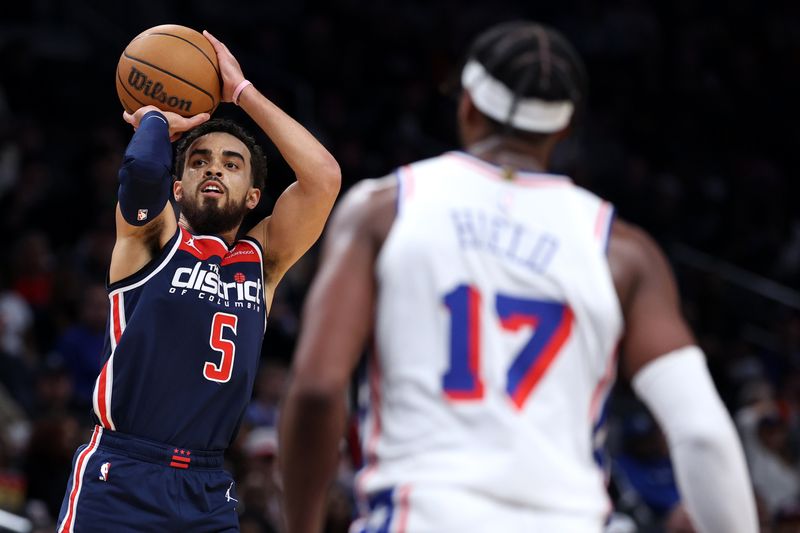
[
  {"x1": 178, "y1": 216, "x2": 237, "y2": 246},
  {"x1": 465, "y1": 135, "x2": 549, "y2": 173}
]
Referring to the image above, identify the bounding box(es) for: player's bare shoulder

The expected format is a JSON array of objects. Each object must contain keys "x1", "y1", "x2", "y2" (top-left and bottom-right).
[
  {"x1": 326, "y1": 176, "x2": 398, "y2": 248},
  {"x1": 607, "y1": 218, "x2": 676, "y2": 309}
]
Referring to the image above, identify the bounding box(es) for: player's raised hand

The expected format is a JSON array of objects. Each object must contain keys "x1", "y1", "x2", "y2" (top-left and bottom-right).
[
  {"x1": 202, "y1": 30, "x2": 246, "y2": 103},
  {"x1": 123, "y1": 105, "x2": 210, "y2": 142}
]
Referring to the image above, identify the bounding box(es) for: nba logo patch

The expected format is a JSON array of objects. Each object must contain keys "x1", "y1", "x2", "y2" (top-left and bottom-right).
[
  {"x1": 137, "y1": 209, "x2": 148, "y2": 221},
  {"x1": 99, "y1": 462, "x2": 111, "y2": 481}
]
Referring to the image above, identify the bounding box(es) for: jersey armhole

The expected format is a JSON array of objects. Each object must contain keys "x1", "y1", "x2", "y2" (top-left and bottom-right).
[
  {"x1": 602, "y1": 207, "x2": 615, "y2": 255},
  {"x1": 237, "y1": 235, "x2": 265, "y2": 264},
  {"x1": 395, "y1": 167, "x2": 404, "y2": 215},
  {"x1": 395, "y1": 164, "x2": 415, "y2": 215},
  {"x1": 235, "y1": 236, "x2": 268, "y2": 324},
  {"x1": 594, "y1": 201, "x2": 615, "y2": 256},
  {"x1": 106, "y1": 227, "x2": 182, "y2": 292}
]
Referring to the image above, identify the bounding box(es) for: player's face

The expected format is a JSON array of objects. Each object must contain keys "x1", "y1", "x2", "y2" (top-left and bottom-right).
[{"x1": 174, "y1": 132, "x2": 261, "y2": 235}]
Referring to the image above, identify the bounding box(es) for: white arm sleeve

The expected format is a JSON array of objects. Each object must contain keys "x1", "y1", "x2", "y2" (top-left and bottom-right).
[{"x1": 632, "y1": 346, "x2": 758, "y2": 533}]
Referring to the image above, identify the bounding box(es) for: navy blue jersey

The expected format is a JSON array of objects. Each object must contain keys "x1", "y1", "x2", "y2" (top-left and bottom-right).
[{"x1": 93, "y1": 227, "x2": 266, "y2": 451}]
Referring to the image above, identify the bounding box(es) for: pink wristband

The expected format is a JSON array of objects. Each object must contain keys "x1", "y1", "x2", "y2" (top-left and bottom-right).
[{"x1": 232, "y1": 79, "x2": 252, "y2": 105}]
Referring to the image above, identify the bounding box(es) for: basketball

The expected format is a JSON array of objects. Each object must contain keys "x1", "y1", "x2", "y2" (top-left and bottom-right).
[{"x1": 116, "y1": 24, "x2": 221, "y2": 117}]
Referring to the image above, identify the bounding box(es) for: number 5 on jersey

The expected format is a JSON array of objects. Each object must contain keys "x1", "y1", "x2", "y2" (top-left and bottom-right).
[
  {"x1": 442, "y1": 284, "x2": 574, "y2": 409},
  {"x1": 204, "y1": 312, "x2": 238, "y2": 383}
]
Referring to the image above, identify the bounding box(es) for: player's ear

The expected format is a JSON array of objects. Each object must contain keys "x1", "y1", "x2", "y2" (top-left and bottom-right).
[
  {"x1": 246, "y1": 187, "x2": 260, "y2": 210},
  {"x1": 458, "y1": 91, "x2": 491, "y2": 145},
  {"x1": 457, "y1": 91, "x2": 473, "y2": 128},
  {"x1": 173, "y1": 178, "x2": 183, "y2": 201}
]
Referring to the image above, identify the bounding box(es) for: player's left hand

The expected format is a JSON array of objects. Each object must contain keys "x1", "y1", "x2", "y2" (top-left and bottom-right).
[
  {"x1": 123, "y1": 105, "x2": 210, "y2": 142},
  {"x1": 203, "y1": 30, "x2": 246, "y2": 103}
]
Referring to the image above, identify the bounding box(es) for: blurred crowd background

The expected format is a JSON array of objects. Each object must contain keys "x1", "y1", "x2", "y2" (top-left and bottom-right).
[{"x1": 0, "y1": 1, "x2": 799, "y2": 532}]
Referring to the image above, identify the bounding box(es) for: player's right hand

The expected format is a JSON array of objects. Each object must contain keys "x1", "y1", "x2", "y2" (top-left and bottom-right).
[
  {"x1": 123, "y1": 105, "x2": 210, "y2": 142},
  {"x1": 202, "y1": 30, "x2": 246, "y2": 103}
]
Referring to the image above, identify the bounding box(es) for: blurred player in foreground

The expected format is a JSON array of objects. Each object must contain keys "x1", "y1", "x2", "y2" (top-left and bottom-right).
[
  {"x1": 280, "y1": 20, "x2": 756, "y2": 533},
  {"x1": 57, "y1": 30, "x2": 340, "y2": 532}
]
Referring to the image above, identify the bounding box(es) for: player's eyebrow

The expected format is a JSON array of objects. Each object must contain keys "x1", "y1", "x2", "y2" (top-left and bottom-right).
[
  {"x1": 189, "y1": 148, "x2": 212, "y2": 159},
  {"x1": 188, "y1": 149, "x2": 245, "y2": 164},
  {"x1": 222, "y1": 150, "x2": 245, "y2": 163}
]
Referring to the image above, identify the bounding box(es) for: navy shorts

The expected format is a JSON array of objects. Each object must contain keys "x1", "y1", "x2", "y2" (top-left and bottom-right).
[{"x1": 56, "y1": 426, "x2": 239, "y2": 533}]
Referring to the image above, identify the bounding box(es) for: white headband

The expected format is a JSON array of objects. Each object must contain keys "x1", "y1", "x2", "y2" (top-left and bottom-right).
[{"x1": 461, "y1": 59, "x2": 574, "y2": 133}]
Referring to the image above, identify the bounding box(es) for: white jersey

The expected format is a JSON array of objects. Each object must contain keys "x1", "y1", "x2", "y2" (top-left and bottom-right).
[{"x1": 356, "y1": 151, "x2": 623, "y2": 530}]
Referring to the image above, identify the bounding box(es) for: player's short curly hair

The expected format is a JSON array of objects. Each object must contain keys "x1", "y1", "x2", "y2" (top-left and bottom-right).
[
  {"x1": 173, "y1": 118, "x2": 267, "y2": 191},
  {"x1": 465, "y1": 21, "x2": 588, "y2": 140}
]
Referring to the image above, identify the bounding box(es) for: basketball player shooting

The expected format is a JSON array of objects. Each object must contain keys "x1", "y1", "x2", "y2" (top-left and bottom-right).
[
  {"x1": 280, "y1": 21, "x2": 757, "y2": 533},
  {"x1": 56, "y1": 30, "x2": 340, "y2": 532}
]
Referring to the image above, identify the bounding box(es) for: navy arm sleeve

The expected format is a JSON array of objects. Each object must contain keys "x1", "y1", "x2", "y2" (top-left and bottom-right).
[{"x1": 118, "y1": 111, "x2": 173, "y2": 226}]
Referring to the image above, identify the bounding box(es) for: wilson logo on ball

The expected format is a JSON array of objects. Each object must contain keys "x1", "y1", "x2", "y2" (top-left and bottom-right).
[{"x1": 126, "y1": 66, "x2": 193, "y2": 113}]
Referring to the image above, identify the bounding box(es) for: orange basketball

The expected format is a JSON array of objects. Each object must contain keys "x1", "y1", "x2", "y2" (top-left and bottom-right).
[{"x1": 116, "y1": 24, "x2": 221, "y2": 117}]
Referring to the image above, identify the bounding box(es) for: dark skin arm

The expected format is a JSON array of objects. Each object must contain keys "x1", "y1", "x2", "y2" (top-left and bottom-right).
[
  {"x1": 279, "y1": 178, "x2": 396, "y2": 533},
  {"x1": 610, "y1": 220, "x2": 758, "y2": 533},
  {"x1": 607, "y1": 219, "x2": 697, "y2": 379}
]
